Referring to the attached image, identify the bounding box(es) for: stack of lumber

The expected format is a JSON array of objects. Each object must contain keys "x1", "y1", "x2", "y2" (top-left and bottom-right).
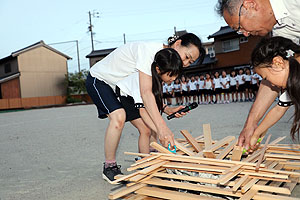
[{"x1": 108, "y1": 124, "x2": 300, "y2": 200}]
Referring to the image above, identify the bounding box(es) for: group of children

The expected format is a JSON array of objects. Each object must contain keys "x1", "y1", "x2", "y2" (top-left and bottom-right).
[{"x1": 163, "y1": 68, "x2": 262, "y2": 106}]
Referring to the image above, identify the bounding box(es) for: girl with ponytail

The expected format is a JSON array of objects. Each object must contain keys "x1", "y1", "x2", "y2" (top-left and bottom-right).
[
  {"x1": 117, "y1": 48, "x2": 184, "y2": 153},
  {"x1": 248, "y1": 36, "x2": 300, "y2": 150}
]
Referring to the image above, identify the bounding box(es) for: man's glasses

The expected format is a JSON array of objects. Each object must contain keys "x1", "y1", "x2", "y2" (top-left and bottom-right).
[{"x1": 236, "y1": 3, "x2": 243, "y2": 34}]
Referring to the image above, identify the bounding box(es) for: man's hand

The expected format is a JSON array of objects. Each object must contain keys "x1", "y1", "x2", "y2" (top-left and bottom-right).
[
  {"x1": 249, "y1": 133, "x2": 261, "y2": 152},
  {"x1": 238, "y1": 125, "x2": 256, "y2": 153}
]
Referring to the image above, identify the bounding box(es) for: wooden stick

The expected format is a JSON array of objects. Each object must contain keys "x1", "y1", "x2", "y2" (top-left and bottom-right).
[
  {"x1": 253, "y1": 193, "x2": 300, "y2": 200},
  {"x1": 241, "y1": 178, "x2": 258, "y2": 193},
  {"x1": 140, "y1": 161, "x2": 169, "y2": 175},
  {"x1": 127, "y1": 159, "x2": 164, "y2": 172},
  {"x1": 174, "y1": 139, "x2": 195, "y2": 156},
  {"x1": 217, "y1": 138, "x2": 237, "y2": 160},
  {"x1": 256, "y1": 134, "x2": 271, "y2": 171},
  {"x1": 252, "y1": 184, "x2": 291, "y2": 195},
  {"x1": 108, "y1": 183, "x2": 146, "y2": 199},
  {"x1": 203, "y1": 150, "x2": 216, "y2": 158},
  {"x1": 180, "y1": 130, "x2": 203, "y2": 152},
  {"x1": 151, "y1": 152, "x2": 265, "y2": 167},
  {"x1": 136, "y1": 186, "x2": 219, "y2": 200},
  {"x1": 219, "y1": 169, "x2": 243, "y2": 185},
  {"x1": 239, "y1": 188, "x2": 257, "y2": 200},
  {"x1": 232, "y1": 175, "x2": 249, "y2": 192},
  {"x1": 152, "y1": 172, "x2": 218, "y2": 185},
  {"x1": 231, "y1": 145, "x2": 244, "y2": 161},
  {"x1": 124, "y1": 152, "x2": 150, "y2": 157},
  {"x1": 208, "y1": 136, "x2": 236, "y2": 152},
  {"x1": 130, "y1": 155, "x2": 161, "y2": 167},
  {"x1": 203, "y1": 124, "x2": 212, "y2": 150},
  {"x1": 142, "y1": 177, "x2": 243, "y2": 197},
  {"x1": 265, "y1": 153, "x2": 300, "y2": 160},
  {"x1": 150, "y1": 142, "x2": 173, "y2": 154}
]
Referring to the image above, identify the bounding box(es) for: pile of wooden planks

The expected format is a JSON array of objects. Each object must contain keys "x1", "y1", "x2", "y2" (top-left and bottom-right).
[{"x1": 109, "y1": 124, "x2": 300, "y2": 200}]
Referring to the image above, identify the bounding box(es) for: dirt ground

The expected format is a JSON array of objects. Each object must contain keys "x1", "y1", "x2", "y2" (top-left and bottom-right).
[{"x1": 0, "y1": 102, "x2": 299, "y2": 199}]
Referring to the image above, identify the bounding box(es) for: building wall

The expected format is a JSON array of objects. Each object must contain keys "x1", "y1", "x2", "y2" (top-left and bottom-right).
[
  {"x1": 89, "y1": 56, "x2": 105, "y2": 67},
  {"x1": 214, "y1": 35, "x2": 261, "y2": 69},
  {"x1": 17, "y1": 46, "x2": 68, "y2": 98},
  {"x1": 0, "y1": 57, "x2": 19, "y2": 79},
  {"x1": 1, "y1": 78, "x2": 20, "y2": 99}
]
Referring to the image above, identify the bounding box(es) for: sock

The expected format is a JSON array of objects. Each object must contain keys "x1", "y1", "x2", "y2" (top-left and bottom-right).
[{"x1": 105, "y1": 160, "x2": 116, "y2": 168}]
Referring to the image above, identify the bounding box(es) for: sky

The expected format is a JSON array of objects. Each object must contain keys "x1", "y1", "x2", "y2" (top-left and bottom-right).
[{"x1": 0, "y1": 0, "x2": 227, "y2": 73}]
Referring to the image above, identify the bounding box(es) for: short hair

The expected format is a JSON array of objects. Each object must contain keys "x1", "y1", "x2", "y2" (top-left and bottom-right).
[{"x1": 215, "y1": 0, "x2": 242, "y2": 17}]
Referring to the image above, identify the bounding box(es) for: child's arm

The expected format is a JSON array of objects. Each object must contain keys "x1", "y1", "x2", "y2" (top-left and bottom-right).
[
  {"x1": 249, "y1": 104, "x2": 289, "y2": 149},
  {"x1": 139, "y1": 108, "x2": 157, "y2": 132},
  {"x1": 139, "y1": 71, "x2": 174, "y2": 147}
]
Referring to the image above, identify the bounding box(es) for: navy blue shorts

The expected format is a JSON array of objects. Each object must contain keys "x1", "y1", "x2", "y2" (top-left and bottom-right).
[{"x1": 86, "y1": 73, "x2": 123, "y2": 119}]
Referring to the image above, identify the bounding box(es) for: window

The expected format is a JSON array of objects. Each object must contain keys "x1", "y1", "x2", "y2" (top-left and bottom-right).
[
  {"x1": 240, "y1": 37, "x2": 248, "y2": 43},
  {"x1": 4, "y1": 63, "x2": 11, "y2": 73},
  {"x1": 207, "y1": 47, "x2": 214, "y2": 54},
  {"x1": 222, "y1": 38, "x2": 239, "y2": 52}
]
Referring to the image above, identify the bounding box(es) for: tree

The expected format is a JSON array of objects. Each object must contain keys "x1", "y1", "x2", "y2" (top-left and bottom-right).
[{"x1": 66, "y1": 69, "x2": 89, "y2": 103}]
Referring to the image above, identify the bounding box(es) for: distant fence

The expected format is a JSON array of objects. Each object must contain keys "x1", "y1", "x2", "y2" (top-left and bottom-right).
[{"x1": 0, "y1": 96, "x2": 67, "y2": 110}]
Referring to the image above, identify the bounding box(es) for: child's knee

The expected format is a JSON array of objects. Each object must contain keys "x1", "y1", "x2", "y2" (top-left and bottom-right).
[
  {"x1": 138, "y1": 127, "x2": 151, "y2": 137},
  {"x1": 110, "y1": 110, "x2": 126, "y2": 130}
]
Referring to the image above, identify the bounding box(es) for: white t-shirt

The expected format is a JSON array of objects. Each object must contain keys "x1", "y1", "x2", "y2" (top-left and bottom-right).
[
  {"x1": 244, "y1": 74, "x2": 252, "y2": 82},
  {"x1": 220, "y1": 76, "x2": 230, "y2": 89},
  {"x1": 237, "y1": 74, "x2": 245, "y2": 85},
  {"x1": 116, "y1": 72, "x2": 143, "y2": 103},
  {"x1": 189, "y1": 80, "x2": 198, "y2": 91},
  {"x1": 204, "y1": 79, "x2": 213, "y2": 90},
  {"x1": 162, "y1": 83, "x2": 167, "y2": 93},
  {"x1": 229, "y1": 76, "x2": 238, "y2": 86},
  {"x1": 213, "y1": 77, "x2": 222, "y2": 88},
  {"x1": 90, "y1": 42, "x2": 163, "y2": 90},
  {"x1": 251, "y1": 74, "x2": 260, "y2": 84},
  {"x1": 181, "y1": 82, "x2": 188, "y2": 91},
  {"x1": 198, "y1": 80, "x2": 205, "y2": 90},
  {"x1": 173, "y1": 83, "x2": 181, "y2": 92},
  {"x1": 166, "y1": 84, "x2": 174, "y2": 93},
  {"x1": 271, "y1": 0, "x2": 300, "y2": 45}
]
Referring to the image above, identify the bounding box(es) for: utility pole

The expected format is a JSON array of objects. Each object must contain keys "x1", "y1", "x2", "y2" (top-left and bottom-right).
[
  {"x1": 48, "y1": 40, "x2": 81, "y2": 72},
  {"x1": 123, "y1": 33, "x2": 126, "y2": 44},
  {"x1": 75, "y1": 40, "x2": 80, "y2": 72},
  {"x1": 88, "y1": 10, "x2": 100, "y2": 52},
  {"x1": 174, "y1": 26, "x2": 177, "y2": 35}
]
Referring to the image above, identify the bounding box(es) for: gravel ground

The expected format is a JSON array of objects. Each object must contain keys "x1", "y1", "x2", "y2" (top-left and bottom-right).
[{"x1": 0, "y1": 101, "x2": 299, "y2": 200}]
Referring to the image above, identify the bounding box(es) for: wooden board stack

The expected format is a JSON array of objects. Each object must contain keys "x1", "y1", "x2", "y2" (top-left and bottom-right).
[{"x1": 109, "y1": 124, "x2": 300, "y2": 200}]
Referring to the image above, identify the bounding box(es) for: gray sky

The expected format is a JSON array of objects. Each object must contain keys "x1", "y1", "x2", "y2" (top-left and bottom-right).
[{"x1": 0, "y1": 0, "x2": 226, "y2": 72}]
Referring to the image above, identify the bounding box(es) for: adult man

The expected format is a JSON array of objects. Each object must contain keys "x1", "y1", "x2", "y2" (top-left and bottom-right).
[{"x1": 215, "y1": 0, "x2": 300, "y2": 150}]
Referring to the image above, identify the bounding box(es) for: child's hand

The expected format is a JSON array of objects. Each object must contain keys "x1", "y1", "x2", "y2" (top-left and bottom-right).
[{"x1": 165, "y1": 105, "x2": 188, "y2": 118}]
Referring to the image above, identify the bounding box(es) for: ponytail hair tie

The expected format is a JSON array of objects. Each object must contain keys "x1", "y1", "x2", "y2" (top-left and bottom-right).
[
  {"x1": 286, "y1": 49, "x2": 295, "y2": 58},
  {"x1": 168, "y1": 35, "x2": 180, "y2": 45}
]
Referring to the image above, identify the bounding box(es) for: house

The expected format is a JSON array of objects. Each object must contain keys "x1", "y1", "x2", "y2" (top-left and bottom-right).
[
  {"x1": 0, "y1": 40, "x2": 71, "y2": 109},
  {"x1": 184, "y1": 26, "x2": 264, "y2": 76},
  {"x1": 86, "y1": 48, "x2": 116, "y2": 67},
  {"x1": 183, "y1": 41, "x2": 217, "y2": 75},
  {"x1": 207, "y1": 26, "x2": 263, "y2": 71}
]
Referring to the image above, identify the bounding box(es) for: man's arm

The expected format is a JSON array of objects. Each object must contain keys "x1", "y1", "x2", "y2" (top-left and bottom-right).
[{"x1": 238, "y1": 79, "x2": 280, "y2": 150}]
